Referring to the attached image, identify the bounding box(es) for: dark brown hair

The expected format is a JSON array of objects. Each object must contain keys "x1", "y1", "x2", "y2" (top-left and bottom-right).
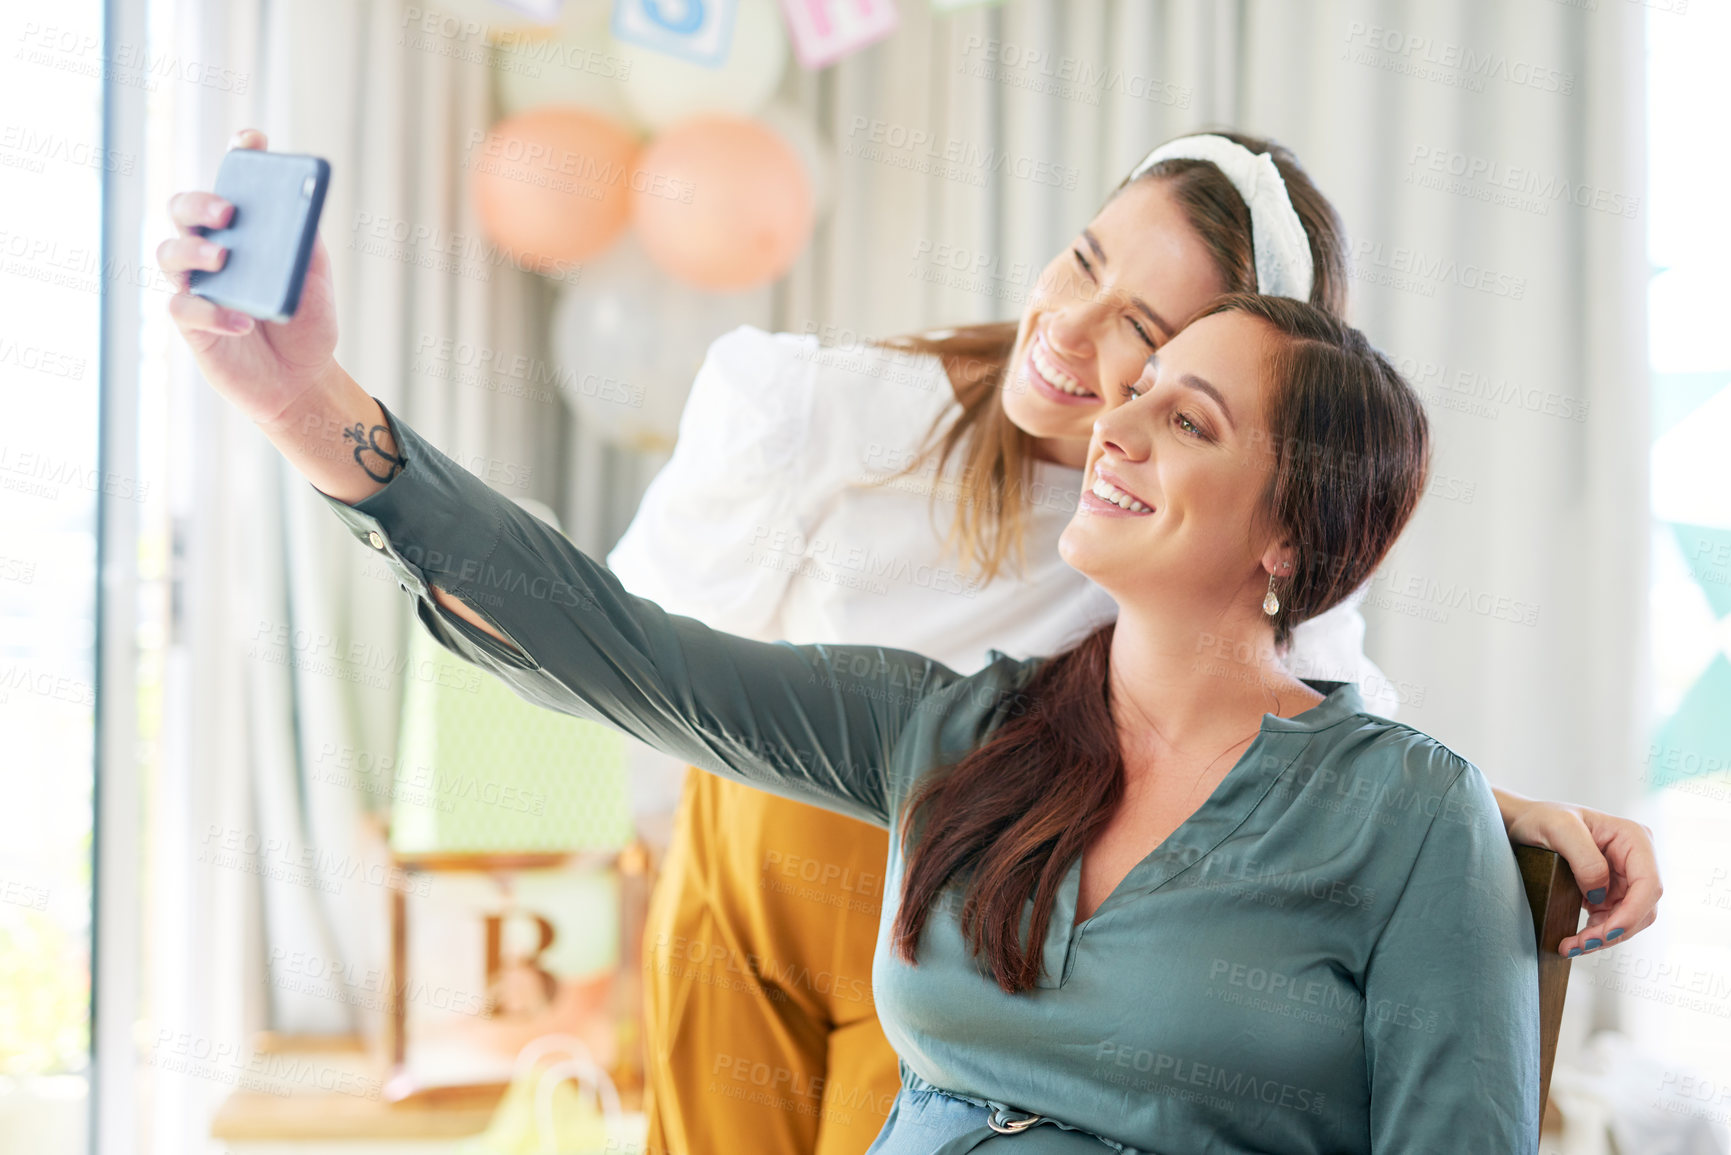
[
  {"x1": 889, "y1": 293, "x2": 1431, "y2": 994},
  {"x1": 875, "y1": 130, "x2": 1350, "y2": 586}
]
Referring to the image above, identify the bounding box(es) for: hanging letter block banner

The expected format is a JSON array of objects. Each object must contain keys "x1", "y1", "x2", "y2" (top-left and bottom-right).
[
  {"x1": 779, "y1": 0, "x2": 898, "y2": 69},
  {"x1": 612, "y1": 0, "x2": 739, "y2": 66}
]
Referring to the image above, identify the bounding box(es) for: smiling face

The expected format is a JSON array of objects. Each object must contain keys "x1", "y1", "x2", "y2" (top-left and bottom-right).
[
  {"x1": 1057, "y1": 309, "x2": 1290, "y2": 622},
  {"x1": 1001, "y1": 179, "x2": 1233, "y2": 467}
]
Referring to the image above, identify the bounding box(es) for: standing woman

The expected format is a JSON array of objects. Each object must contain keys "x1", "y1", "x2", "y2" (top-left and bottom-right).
[{"x1": 603, "y1": 133, "x2": 1663, "y2": 1155}]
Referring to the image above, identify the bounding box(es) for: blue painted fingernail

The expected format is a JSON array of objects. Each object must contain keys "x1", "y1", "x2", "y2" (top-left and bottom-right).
[
  {"x1": 1607, "y1": 927, "x2": 1624, "y2": 940},
  {"x1": 1584, "y1": 938, "x2": 1602, "y2": 951},
  {"x1": 1567, "y1": 947, "x2": 1582, "y2": 958},
  {"x1": 1586, "y1": 887, "x2": 1606, "y2": 904}
]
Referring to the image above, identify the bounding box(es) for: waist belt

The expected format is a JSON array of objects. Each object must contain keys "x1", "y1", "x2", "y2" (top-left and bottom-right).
[{"x1": 885, "y1": 1076, "x2": 1151, "y2": 1155}]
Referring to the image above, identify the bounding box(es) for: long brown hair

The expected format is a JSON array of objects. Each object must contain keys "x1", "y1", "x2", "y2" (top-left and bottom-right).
[
  {"x1": 873, "y1": 130, "x2": 1350, "y2": 586},
  {"x1": 889, "y1": 293, "x2": 1431, "y2": 994}
]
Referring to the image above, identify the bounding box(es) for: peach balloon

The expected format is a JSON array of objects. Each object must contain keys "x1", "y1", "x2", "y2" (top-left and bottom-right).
[
  {"x1": 630, "y1": 116, "x2": 815, "y2": 292},
  {"x1": 470, "y1": 107, "x2": 638, "y2": 267}
]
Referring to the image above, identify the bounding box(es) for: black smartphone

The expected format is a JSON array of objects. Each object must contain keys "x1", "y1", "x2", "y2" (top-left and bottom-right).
[{"x1": 188, "y1": 148, "x2": 330, "y2": 323}]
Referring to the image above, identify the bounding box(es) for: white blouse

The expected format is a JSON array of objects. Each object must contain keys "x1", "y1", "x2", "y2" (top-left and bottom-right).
[{"x1": 606, "y1": 326, "x2": 1399, "y2": 716}]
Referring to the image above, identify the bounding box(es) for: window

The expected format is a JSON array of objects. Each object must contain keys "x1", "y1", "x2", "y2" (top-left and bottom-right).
[
  {"x1": 1638, "y1": 0, "x2": 1731, "y2": 1104},
  {"x1": 0, "y1": 3, "x2": 106, "y2": 1149}
]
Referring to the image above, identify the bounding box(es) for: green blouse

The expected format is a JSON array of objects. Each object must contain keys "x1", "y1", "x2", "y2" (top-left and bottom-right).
[{"x1": 319, "y1": 402, "x2": 1540, "y2": 1154}]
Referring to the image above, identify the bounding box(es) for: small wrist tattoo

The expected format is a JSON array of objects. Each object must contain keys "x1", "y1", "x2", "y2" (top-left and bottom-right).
[{"x1": 343, "y1": 422, "x2": 405, "y2": 484}]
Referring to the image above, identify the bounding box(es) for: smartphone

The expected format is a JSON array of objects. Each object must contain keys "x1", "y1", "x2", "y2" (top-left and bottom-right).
[{"x1": 189, "y1": 148, "x2": 330, "y2": 323}]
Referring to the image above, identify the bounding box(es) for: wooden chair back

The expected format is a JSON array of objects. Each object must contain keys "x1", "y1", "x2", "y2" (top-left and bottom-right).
[{"x1": 1513, "y1": 844, "x2": 1583, "y2": 1113}]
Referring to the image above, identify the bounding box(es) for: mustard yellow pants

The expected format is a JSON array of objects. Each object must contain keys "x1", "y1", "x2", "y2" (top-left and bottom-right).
[{"x1": 642, "y1": 768, "x2": 901, "y2": 1155}]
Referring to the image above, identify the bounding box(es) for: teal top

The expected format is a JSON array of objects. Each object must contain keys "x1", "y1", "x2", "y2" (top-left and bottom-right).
[{"x1": 320, "y1": 402, "x2": 1540, "y2": 1154}]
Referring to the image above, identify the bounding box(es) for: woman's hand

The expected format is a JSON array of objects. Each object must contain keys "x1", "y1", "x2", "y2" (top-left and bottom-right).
[
  {"x1": 158, "y1": 126, "x2": 394, "y2": 505},
  {"x1": 158, "y1": 127, "x2": 341, "y2": 427},
  {"x1": 1497, "y1": 789, "x2": 1662, "y2": 956}
]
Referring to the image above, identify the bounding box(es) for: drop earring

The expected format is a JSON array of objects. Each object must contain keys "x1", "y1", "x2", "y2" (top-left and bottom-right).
[{"x1": 1263, "y1": 571, "x2": 1280, "y2": 616}]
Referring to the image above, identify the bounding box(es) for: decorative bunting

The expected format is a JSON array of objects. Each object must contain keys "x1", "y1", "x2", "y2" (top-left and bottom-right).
[
  {"x1": 778, "y1": 0, "x2": 898, "y2": 69},
  {"x1": 612, "y1": 0, "x2": 741, "y2": 66}
]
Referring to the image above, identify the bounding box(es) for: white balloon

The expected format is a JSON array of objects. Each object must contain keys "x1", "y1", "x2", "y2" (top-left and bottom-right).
[
  {"x1": 552, "y1": 234, "x2": 770, "y2": 449},
  {"x1": 755, "y1": 102, "x2": 835, "y2": 220},
  {"x1": 610, "y1": 0, "x2": 788, "y2": 131},
  {"x1": 493, "y1": 0, "x2": 637, "y2": 123}
]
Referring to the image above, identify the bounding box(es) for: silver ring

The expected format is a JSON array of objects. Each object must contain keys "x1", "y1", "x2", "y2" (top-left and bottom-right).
[{"x1": 987, "y1": 1105, "x2": 1043, "y2": 1133}]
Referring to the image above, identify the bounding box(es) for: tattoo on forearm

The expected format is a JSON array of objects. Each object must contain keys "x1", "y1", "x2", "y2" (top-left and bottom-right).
[{"x1": 343, "y1": 422, "x2": 405, "y2": 483}]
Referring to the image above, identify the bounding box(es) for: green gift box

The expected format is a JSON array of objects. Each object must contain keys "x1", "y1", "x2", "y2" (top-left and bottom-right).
[{"x1": 389, "y1": 504, "x2": 633, "y2": 856}]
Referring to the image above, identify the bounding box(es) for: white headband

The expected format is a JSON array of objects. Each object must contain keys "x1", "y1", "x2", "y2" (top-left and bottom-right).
[{"x1": 1128, "y1": 134, "x2": 1315, "y2": 303}]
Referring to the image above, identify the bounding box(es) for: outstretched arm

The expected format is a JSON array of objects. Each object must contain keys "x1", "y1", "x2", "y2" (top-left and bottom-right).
[
  {"x1": 261, "y1": 368, "x2": 983, "y2": 829},
  {"x1": 1491, "y1": 787, "x2": 1661, "y2": 956},
  {"x1": 253, "y1": 364, "x2": 541, "y2": 645},
  {"x1": 160, "y1": 137, "x2": 1003, "y2": 831},
  {"x1": 259, "y1": 362, "x2": 403, "y2": 502},
  {"x1": 159, "y1": 138, "x2": 995, "y2": 830}
]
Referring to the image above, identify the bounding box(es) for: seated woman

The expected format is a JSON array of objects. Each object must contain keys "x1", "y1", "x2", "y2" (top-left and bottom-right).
[{"x1": 172, "y1": 277, "x2": 1538, "y2": 1147}]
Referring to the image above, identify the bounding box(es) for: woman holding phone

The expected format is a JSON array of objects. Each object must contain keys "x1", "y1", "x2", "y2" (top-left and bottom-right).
[{"x1": 161, "y1": 128, "x2": 1659, "y2": 1155}]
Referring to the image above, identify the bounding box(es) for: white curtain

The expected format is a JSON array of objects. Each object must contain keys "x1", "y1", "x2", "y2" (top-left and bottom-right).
[{"x1": 162, "y1": 1, "x2": 1646, "y2": 1137}]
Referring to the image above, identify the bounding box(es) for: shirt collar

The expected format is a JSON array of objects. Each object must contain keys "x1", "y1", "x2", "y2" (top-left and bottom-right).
[{"x1": 1261, "y1": 679, "x2": 1367, "y2": 733}]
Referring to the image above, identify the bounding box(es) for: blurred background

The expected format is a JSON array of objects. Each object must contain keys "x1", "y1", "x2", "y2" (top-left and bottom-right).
[{"x1": 0, "y1": 0, "x2": 1726, "y2": 1151}]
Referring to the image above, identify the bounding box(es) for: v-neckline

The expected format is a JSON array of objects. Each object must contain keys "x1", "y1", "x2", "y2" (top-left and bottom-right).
[{"x1": 1029, "y1": 680, "x2": 1364, "y2": 986}]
